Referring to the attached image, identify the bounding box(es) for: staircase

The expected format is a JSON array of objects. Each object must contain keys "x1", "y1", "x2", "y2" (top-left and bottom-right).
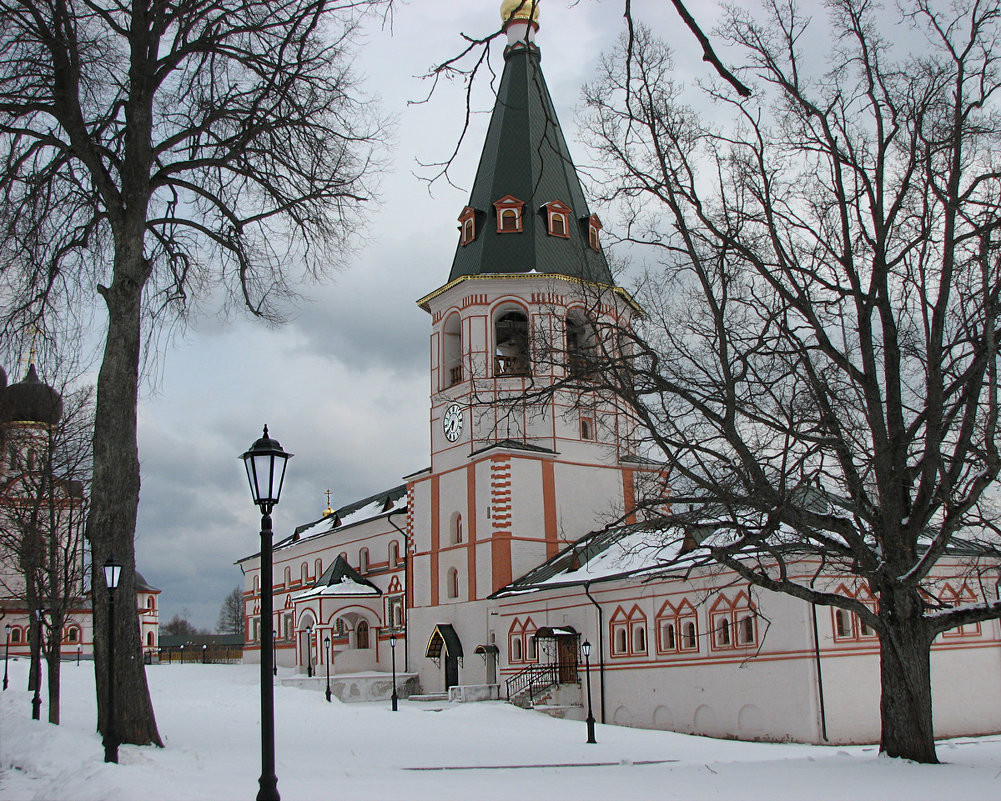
[{"x1": 504, "y1": 663, "x2": 560, "y2": 708}]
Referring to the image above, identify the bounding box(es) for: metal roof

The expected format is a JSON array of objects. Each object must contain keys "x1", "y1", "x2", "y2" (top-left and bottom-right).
[{"x1": 446, "y1": 43, "x2": 612, "y2": 285}]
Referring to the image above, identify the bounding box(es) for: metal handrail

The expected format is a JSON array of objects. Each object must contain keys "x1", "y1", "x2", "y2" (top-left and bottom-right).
[{"x1": 505, "y1": 662, "x2": 557, "y2": 703}]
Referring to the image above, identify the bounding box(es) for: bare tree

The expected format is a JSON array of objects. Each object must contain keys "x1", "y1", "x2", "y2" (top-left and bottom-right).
[
  {"x1": 508, "y1": 1, "x2": 1001, "y2": 763},
  {"x1": 163, "y1": 614, "x2": 204, "y2": 638},
  {"x1": 216, "y1": 586, "x2": 244, "y2": 637},
  {"x1": 0, "y1": 0, "x2": 390, "y2": 746},
  {"x1": 0, "y1": 377, "x2": 92, "y2": 725}
]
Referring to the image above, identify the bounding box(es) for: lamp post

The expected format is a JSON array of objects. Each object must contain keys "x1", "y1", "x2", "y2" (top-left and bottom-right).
[
  {"x1": 582, "y1": 640, "x2": 596, "y2": 744},
  {"x1": 202, "y1": 644, "x2": 207, "y2": 664},
  {"x1": 241, "y1": 426, "x2": 292, "y2": 801},
  {"x1": 31, "y1": 609, "x2": 45, "y2": 721},
  {"x1": 272, "y1": 630, "x2": 277, "y2": 676},
  {"x1": 390, "y1": 634, "x2": 398, "y2": 712},
  {"x1": 305, "y1": 625, "x2": 313, "y2": 678},
  {"x1": 324, "y1": 636, "x2": 331, "y2": 702},
  {"x1": 103, "y1": 555, "x2": 122, "y2": 763},
  {"x1": 3, "y1": 623, "x2": 10, "y2": 691}
]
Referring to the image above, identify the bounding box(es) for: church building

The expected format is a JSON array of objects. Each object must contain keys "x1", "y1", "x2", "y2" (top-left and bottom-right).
[
  {"x1": 237, "y1": 0, "x2": 1001, "y2": 744},
  {"x1": 0, "y1": 359, "x2": 160, "y2": 663}
]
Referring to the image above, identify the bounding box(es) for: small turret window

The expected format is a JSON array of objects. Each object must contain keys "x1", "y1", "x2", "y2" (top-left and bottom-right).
[
  {"x1": 587, "y1": 214, "x2": 603, "y2": 250},
  {"x1": 494, "y1": 195, "x2": 524, "y2": 233},
  {"x1": 543, "y1": 200, "x2": 572, "y2": 238},
  {"x1": 458, "y1": 206, "x2": 477, "y2": 246}
]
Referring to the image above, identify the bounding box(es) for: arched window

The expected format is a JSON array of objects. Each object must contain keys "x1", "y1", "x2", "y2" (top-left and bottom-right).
[
  {"x1": 683, "y1": 621, "x2": 697, "y2": 650},
  {"x1": 527, "y1": 635, "x2": 537, "y2": 661},
  {"x1": 443, "y1": 313, "x2": 463, "y2": 387},
  {"x1": 146, "y1": 631, "x2": 154, "y2": 647},
  {"x1": 283, "y1": 566, "x2": 291, "y2": 587},
  {"x1": 543, "y1": 200, "x2": 571, "y2": 238},
  {"x1": 447, "y1": 567, "x2": 459, "y2": 599},
  {"x1": 834, "y1": 608, "x2": 851, "y2": 638},
  {"x1": 146, "y1": 596, "x2": 155, "y2": 610},
  {"x1": 565, "y1": 311, "x2": 595, "y2": 378},
  {"x1": 315, "y1": 558, "x2": 322, "y2": 577},
  {"x1": 359, "y1": 548, "x2": 369, "y2": 573},
  {"x1": 737, "y1": 615, "x2": 755, "y2": 646},
  {"x1": 66, "y1": 627, "x2": 79, "y2": 643},
  {"x1": 660, "y1": 621, "x2": 676, "y2": 651},
  {"x1": 458, "y1": 206, "x2": 477, "y2": 246},
  {"x1": 511, "y1": 637, "x2": 523, "y2": 662},
  {"x1": 715, "y1": 617, "x2": 730, "y2": 647},
  {"x1": 389, "y1": 540, "x2": 400, "y2": 567},
  {"x1": 253, "y1": 575, "x2": 260, "y2": 593},
  {"x1": 451, "y1": 513, "x2": 463, "y2": 545},
  {"x1": 356, "y1": 620, "x2": 370, "y2": 649},
  {"x1": 494, "y1": 195, "x2": 524, "y2": 233},
  {"x1": 495, "y1": 308, "x2": 530, "y2": 376},
  {"x1": 633, "y1": 625, "x2": 647, "y2": 654},
  {"x1": 587, "y1": 214, "x2": 603, "y2": 251},
  {"x1": 614, "y1": 626, "x2": 628, "y2": 655},
  {"x1": 301, "y1": 562, "x2": 309, "y2": 584},
  {"x1": 10, "y1": 628, "x2": 21, "y2": 644}
]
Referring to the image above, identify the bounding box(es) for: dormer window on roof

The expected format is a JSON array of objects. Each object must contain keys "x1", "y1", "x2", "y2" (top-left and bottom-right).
[
  {"x1": 587, "y1": 214, "x2": 602, "y2": 251},
  {"x1": 543, "y1": 200, "x2": 571, "y2": 238},
  {"x1": 458, "y1": 207, "x2": 477, "y2": 246},
  {"x1": 494, "y1": 195, "x2": 524, "y2": 233}
]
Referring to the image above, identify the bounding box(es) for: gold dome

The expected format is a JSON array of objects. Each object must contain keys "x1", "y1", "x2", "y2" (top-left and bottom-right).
[{"x1": 501, "y1": 0, "x2": 540, "y2": 26}]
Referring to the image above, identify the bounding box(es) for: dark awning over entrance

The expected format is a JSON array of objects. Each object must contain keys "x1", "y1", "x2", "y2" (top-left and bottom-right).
[
  {"x1": 474, "y1": 644, "x2": 499, "y2": 655},
  {"x1": 534, "y1": 626, "x2": 578, "y2": 639},
  {"x1": 425, "y1": 624, "x2": 463, "y2": 659}
]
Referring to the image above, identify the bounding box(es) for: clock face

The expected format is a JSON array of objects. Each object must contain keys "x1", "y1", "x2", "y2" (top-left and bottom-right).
[{"x1": 442, "y1": 403, "x2": 463, "y2": 442}]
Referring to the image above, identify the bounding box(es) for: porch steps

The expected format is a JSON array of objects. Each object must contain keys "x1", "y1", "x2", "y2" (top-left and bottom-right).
[{"x1": 408, "y1": 692, "x2": 450, "y2": 703}]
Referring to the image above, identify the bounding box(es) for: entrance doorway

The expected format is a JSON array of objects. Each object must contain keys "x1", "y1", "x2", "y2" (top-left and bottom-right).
[{"x1": 424, "y1": 624, "x2": 464, "y2": 692}]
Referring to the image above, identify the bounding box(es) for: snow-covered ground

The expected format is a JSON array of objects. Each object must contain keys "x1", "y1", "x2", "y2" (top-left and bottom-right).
[{"x1": 1, "y1": 659, "x2": 999, "y2": 800}]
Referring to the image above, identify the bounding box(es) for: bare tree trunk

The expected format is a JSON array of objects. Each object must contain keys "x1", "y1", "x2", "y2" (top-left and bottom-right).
[
  {"x1": 90, "y1": 249, "x2": 161, "y2": 747},
  {"x1": 46, "y1": 640, "x2": 61, "y2": 725},
  {"x1": 877, "y1": 591, "x2": 937, "y2": 763}
]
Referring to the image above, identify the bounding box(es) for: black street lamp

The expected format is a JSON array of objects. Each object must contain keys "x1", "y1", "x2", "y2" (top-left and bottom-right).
[
  {"x1": 3, "y1": 623, "x2": 10, "y2": 691},
  {"x1": 582, "y1": 640, "x2": 597, "y2": 744},
  {"x1": 272, "y1": 630, "x2": 277, "y2": 676},
  {"x1": 103, "y1": 555, "x2": 122, "y2": 763},
  {"x1": 202, "y1": 644, "x2": 207, "y2": 664},
  {"x1": 390, "y1": 634, "x2": 398, "y2": 712},
  {"x1": 31, "y1": 609, "x2": 45, "y2": 721},
  {"x1": 323, "y1": 635, "x2": 331, "y2": 702},
  {"x1": 305, "y1": 625, "x2": 313, "y2": 678},
  {"x1": 241, "y1": 426, "x2": 292, "y2": 801}
]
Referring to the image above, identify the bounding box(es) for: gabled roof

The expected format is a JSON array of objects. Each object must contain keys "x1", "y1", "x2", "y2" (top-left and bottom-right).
[
  {"x1": 236, "y1": 484, "x2": 408, "y2": 565},
  {"x1": 447, "y1": 41, "x2": 612, "y2": 285},
  {"x1": 293, "y1": 555, "x2": 381, "y2": 600},
  {"x1": 491, "y1": 523, "x2": 687, "y2": 598}
]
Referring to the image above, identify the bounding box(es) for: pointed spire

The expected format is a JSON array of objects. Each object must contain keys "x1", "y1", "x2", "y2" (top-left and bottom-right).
[{"x1": 447, "y1": 1, "x2": 612, "y2": 286}]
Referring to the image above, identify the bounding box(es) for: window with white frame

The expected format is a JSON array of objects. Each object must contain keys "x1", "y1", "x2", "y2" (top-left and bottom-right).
[{"x1": 494, "y1": 196, "x2": 524, "y2": 233}]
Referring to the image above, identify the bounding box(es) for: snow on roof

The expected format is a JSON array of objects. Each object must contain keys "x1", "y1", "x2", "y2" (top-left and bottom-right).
[
  {"x1": 492, "y1": 524, "x2": 689, "y2": 597},
  {"x1": 293, "y1": 576, "x2": 380, "y2": 600},
  {"x1": 274, "y1": 484, "x2": 407, "y2": 552}
]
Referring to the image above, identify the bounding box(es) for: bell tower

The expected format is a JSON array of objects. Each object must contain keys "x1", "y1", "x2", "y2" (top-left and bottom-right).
[{"x1": 407, "y1": 3, "x2": 649, "y2": 691}]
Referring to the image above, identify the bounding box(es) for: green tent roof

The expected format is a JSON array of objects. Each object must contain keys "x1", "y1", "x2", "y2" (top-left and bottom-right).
[{"x1": 447, "y1": 42, "x2": 612, "y2": 285}]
